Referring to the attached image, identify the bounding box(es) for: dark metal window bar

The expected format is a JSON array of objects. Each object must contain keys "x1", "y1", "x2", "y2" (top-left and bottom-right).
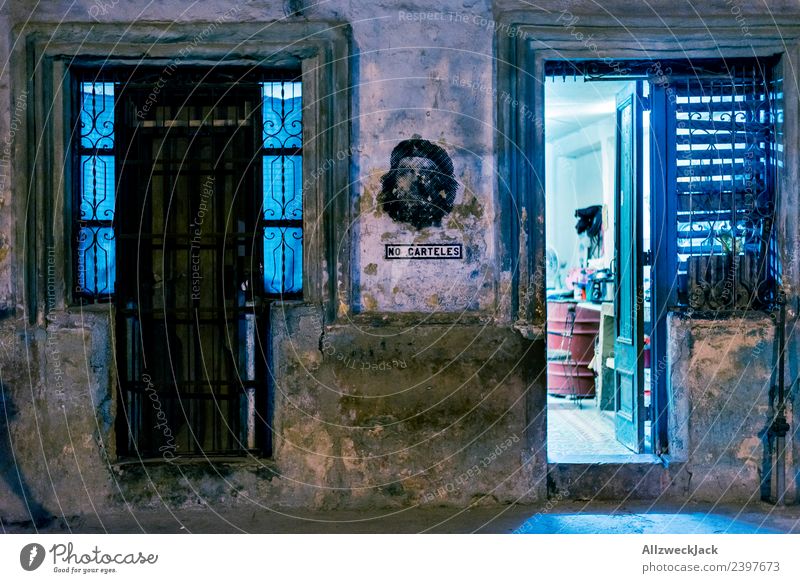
[{"x1": 672, "y1": 64, "x2": 778, "y2": 311}]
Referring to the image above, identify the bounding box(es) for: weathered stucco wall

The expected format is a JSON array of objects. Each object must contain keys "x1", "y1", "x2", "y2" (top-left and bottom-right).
[
  {"x1": 1, "y1": 0, "x2": 800, "y2": 522},
  {"x1": 2, "y1": 305, "x2": 547, "y2": 518},
  {"x1": 352, "y1": 12, "x2": 499, "y2": 313},
  {"x1": 268, "y1": 303, "x2": 545, "y2": 508},
  {"x1": 550, "y1": 315, "x2": 796, "y2": 503},
  {"x1": 0, "y1": 0, "x2": 544, "y2": 521},
  {"x1": 667, "y1": 315, "x2": 792, "y2": 503},
  {"x1": 0, "y1": 313, "x2": 116, "y2": 520}
]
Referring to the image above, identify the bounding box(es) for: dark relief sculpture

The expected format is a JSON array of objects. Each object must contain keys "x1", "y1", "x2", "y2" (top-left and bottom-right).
[{"x1": 379, "y1": 136, "x2": 459, "y2": 230}]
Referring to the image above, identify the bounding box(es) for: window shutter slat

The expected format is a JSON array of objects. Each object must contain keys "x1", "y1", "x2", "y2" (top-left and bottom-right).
[{"x1": 670, "y1": 66, "x2": 778, "y2": 310}]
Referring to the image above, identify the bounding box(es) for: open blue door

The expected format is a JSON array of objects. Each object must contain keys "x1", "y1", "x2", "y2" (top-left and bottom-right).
[{"x1": 614, "y1": 82, "x2": 645, "y2": 453}]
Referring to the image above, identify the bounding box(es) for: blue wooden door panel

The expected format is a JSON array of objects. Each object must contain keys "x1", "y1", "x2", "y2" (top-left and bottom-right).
[{"x1": 614, "y1": 82, "x2": 645, "y2": 453}]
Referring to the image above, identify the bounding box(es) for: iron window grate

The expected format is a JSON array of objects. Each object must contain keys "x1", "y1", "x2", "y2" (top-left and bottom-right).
[
  {"x1": 74, "y1": 80, "x2": 117, "y2": 302},
  {"x1": 71, "y1": 68, "x2": 304, "y2": 457},
  {"x1": 261, "y1": 80, "x2": 303, "y2": 297},
  {"x1": 670, "y1": 65, "x2": 779, "y2": 311}
]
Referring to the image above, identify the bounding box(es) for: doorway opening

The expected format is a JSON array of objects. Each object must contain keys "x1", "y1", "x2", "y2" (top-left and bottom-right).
[
  {"x1": 542, "y1": 57, "x2": 779, "y2": 462},
  {"x1": 544, "y1": 71, "x2": 654, "y2": 461}
]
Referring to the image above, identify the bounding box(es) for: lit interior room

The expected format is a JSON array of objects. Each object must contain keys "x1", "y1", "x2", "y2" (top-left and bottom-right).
[{"x1": 545, "y1": 75, "x2": 652, "y2": 461}]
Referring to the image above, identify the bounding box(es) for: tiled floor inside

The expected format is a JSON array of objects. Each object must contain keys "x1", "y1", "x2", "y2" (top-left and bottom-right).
[{"x1": 547, "y1": 395, "x2": 634, "y2": 460}]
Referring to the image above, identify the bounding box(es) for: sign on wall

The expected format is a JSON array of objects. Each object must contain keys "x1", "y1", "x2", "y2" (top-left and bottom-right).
[
  {"x1": 384, "y1": 243, "x2": 463, "y2": 260},
  {"x1": 378, "y1": 135, "x2": 464, "y2": 262}
]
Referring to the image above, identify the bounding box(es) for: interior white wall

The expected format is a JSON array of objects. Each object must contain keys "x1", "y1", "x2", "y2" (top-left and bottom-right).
[{"x1": 545, "y1": 115, "x2": 617, "y2": 287}]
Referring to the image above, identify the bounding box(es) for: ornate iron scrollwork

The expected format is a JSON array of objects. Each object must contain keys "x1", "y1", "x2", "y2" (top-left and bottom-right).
[
  {"x1": 674, "y1": 66, "x2": 778, "y2": 312},
  {"x1": 75, "y1": 82, "x2": 116, "y2": 300}
]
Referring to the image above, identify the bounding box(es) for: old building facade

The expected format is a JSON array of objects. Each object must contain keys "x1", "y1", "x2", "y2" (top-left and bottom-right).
[{"x1": 1, "y1": 0, "x2": 799, "y2": 522}]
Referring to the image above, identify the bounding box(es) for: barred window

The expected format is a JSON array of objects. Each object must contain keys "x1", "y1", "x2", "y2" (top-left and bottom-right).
[
  {"x1": 262, "y1": 81, "x2": 303, "y2": 296},
  {"x1": 71, "y1": 69, "x2": 304, "y2": 456},
  {"x1": 72, "y1": 77, "x2": 305, "y2": 302},
  {"x1": 670, "y1": 65, "x2": 779, "y2": 311}
]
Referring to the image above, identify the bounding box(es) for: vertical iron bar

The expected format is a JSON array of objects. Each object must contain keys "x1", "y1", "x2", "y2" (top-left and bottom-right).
[
  {"x1": 731, "y1": 75, "x2": 738, "y2": 309},
  {"x1": 281, "y1": 82, "x2": 288, "y2": 294},
  {"x1": 776, "y1": 298, "x2": 786, "y2": 504},
  {"x1": 688, "y1": 79, "x2": 694, "y2": 283}
]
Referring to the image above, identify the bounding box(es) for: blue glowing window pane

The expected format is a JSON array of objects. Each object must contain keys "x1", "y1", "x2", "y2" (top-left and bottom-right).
[
  {"x1": 80, "y1": 82, "x2": 115, "y2": 149},
  {"x1": 262, "y1": 81, "x2": 302, "y2": 149},
  {"x1": 263, "y1": 155, "x2": 302, "y2": 220},
  {"x1": 80, "y1": 155, "x2": 115, "y2": 221},
  {"x1": 77, "y1": 226, "x2": 115, "y2": 295},
  {"x1": 264, "y1": 227, "x2": 302, "y2": 294}
]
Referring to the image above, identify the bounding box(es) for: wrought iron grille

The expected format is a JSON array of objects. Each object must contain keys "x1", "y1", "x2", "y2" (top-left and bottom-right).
[
  {"x1": 74, "y1": 80, "x2": 117, "y2": 301},
  {"x1": 670, "y1": 65, "x2": 779, "y2": 311}
]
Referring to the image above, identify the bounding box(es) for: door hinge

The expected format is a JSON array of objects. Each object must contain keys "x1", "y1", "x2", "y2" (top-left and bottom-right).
[{"x1": 643, "y1": 250, "x2": 652, "y2": 266}]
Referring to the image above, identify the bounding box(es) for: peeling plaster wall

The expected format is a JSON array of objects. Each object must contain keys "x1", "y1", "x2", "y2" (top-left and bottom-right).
[
  {"x1": 0, "y1": 0, "x2": 542, "y2": 520},
  {"x1": 0, "y1": 314, "x2": 116, "y2": 519},
  {"x1": 551, "y1": 315, "x2": 794, "y2": 503},
  {"x1": 269, "y1": 304, "x2": 544, "y2": 508},
  {"x1": 351, "y1": 7, "x2": 500, "y2": 314},
  {"x1": 667, "y1": 315, "x2": 788, "y2": 502}
]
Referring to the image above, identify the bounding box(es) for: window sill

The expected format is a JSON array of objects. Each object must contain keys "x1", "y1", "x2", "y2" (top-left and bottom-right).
[
  {"x1": 112, "y1": 455, "x2": 275, "y2": 469},
  {"x1": 548, "y1": 453, "x2": 663, "y2": 465},
  {"x1": 66, "y1": 302, "x2": 115, "y2": 314}
]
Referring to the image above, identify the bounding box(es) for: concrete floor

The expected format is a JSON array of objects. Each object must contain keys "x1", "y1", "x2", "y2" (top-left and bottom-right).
[{"x1": 3, "y1": 501, "x2": 800, "y2": 534}]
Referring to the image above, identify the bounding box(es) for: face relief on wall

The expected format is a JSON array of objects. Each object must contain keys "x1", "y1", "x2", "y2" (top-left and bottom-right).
[
  {"x1": 379, "y1": 135, "x2": 458, "y2": 230},
  {"x1": 377, "y1": 136, "x2": 465, "y2": 262},
  {"x1": 359, "y1": 131, "x2": 493, "y2": 313}
]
